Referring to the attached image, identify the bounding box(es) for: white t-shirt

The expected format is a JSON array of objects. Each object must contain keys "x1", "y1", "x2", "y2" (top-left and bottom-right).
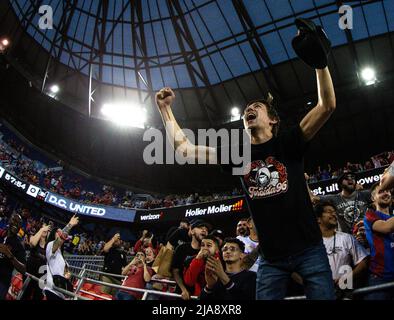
[
  {"x1": 238, "y1": 236, "x2": 260, "y2": 273},
  {"x1": 322, "y1": 231, "x2": 369, "y2": 280},
  {"x1": 45, "y1": 240, "x2": 67, "y2": 299},
  {"x1": 236, "y1": 235, "x2": 249, "y2": 243}
]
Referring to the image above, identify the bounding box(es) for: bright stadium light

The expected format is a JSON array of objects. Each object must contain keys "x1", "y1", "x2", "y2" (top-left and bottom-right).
[
  {"x1": 231, "y1": 107, "x2": 240, "y2": 117},
  {"x1": 0, "y1": 38, "x2": 10, "y2": 53},
  {"x1": 231, "y1": 107, "x2": 241, "y2": 122},
  {"x1": 101, "y1": 102, "x2": 147, "y2": 128},
  {"x1": 361, "y1": 67, "x2": 376, "y2": 85},
  {"x1": 50, "y1": 84, "x2": 60, "y2": 93}
]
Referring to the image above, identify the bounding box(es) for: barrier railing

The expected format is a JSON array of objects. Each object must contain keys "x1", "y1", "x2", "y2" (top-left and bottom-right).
[
  {"x1": 70, "y1": 264, "x2": 180, "y2": 300},
  {"x1": 352, "y1": 281, "x2": 394, "y2": 296},
  {"x1": 16, "y1": 271, "x2": 188, "y2": 301},
  {"x1": 19, "y1": 273, "x2": 91, "y2": 300},
  {"x1": 16, "y1": 258, "x2": 394, "y2": 300},
  {"x1": 71, "y1": 275, "x2": 197, "y2": 300}
]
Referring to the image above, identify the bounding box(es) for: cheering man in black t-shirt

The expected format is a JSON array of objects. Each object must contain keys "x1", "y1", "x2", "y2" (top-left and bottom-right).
[
  {"x1": 155, "y1": 22, "x2": 336, "y2": 299},
  {"x1": 171, "y1": 219, "x2": 210, "y2": 300}
]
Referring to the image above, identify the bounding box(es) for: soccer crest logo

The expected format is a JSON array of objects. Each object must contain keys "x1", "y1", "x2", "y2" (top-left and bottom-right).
[{"x1": 244, "y1": 157, "x2": 289, "y2": 199}]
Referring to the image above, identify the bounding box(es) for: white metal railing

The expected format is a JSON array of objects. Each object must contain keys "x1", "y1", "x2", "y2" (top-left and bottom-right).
[
  {"x1": 17, "y1": 269, "x2": 191, "y2": 301},
  {"x1": 17, "y1": 258, "x2": 394, "y2": 300}
]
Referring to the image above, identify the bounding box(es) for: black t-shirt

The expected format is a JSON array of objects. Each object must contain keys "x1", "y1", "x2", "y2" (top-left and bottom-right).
[
  {"x1": 103, "y1": 247, "x2": 127, "y2": 275},
  {"x1": 0, "y1": 235, "x2": 26, "y2": 286},
  {"x1": 171, "y1": 242, "x2": 200, "y2": 293},
  {"x1": 218, "y1": 125, "x2": 322, "y2": 261},
  {"x1": 26, "y1": 244, "x2": 46, "y2": 275},
  {"x1": 171, "y1": 242, "x2": 199, "y2": 271}
]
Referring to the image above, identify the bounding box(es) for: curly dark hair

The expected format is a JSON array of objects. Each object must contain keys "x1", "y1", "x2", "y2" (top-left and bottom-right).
[{"x1": 243, "y1": 93, "x2": 280, "y2": 136}]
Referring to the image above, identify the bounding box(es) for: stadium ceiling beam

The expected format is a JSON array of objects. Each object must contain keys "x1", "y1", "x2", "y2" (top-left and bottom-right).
[
  {"x1": 40, "y1": 0, "x2": 76, "y2": 92},
  {"x1": 130, "y1": 0, "x2": 155, "y2": 106},
  {"x1": 335, "y1": 0, "x2": 362, "y2": 85},
  {"x1": 80, "y1": 0, "x2": 105, "y2": 117},
  {"x1": 9, "y1": 0, "x2": 44, "y2": 58},
  {"x1": 98, "y1": 0, "x2": 109, "y2": 82},
  {"x1": 358, "y1": 1, "x2": 378, "y2": 71},
  {"x1": 381, "y1": 0, "x2": 394, "y2": 67},
  {"x1": 166, "y1": 0, "x2": 224, "y2": 126},
  {"x1": 74, "y1": 0, "x2": 130, "y2": 74},
  {"x1": 17, "y1": 0, "x2": 44, "y2": 29},
  {"x1": 54, "y1": 0, "x2": 79, "y2": 71},
  {"x1": 231, "y1": 0, "x2": 282, "y2": 97},
  {"x1": 263, "y1": 0, "x2": 307, "y2": 102}
]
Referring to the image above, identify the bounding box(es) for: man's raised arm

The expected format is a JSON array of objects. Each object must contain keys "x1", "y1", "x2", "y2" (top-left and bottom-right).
[
  {"x1": 380, "y1": 161, "x2": 394, "y2": 191},
  {"x1": 155, "y1": 87, "x2": 217, "y2": 164},
  {"x1": 300, "y1": 67, "x2": 336, "y2": 142}
]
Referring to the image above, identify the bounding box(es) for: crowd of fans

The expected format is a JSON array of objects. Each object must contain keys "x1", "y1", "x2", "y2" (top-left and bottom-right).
[
  {"x1": 1, "y1": 166, "x2": 393, "y2": 300},
  {"x1": 306, "y1": 151, "x2": 394, "y2": 183},
  {"x1": 0, "y1": 125, "x2": 242, "y2": 210}
]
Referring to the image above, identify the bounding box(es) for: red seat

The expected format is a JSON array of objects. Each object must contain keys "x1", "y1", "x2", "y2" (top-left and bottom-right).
[
  {"x1": 78, "y1": 282, "x2": 113, "y2": 300},
  {"x1": 5, "y1": 273, "x2": 23, "y2": 300}
]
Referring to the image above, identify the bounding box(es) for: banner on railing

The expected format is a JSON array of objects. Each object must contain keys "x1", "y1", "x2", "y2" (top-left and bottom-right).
[
  {"x1": 135, "y1": 197, "x2": 247, "y2": 223},
  {"x1": 0, "y1": 165, "x2": 136, "y2": 223},
  {"x1": 44, "y1": 192, "x2": 136, "y2": 223},
  {"x1": 309, "y1": 167, "x2": 386, "y2": 196}
]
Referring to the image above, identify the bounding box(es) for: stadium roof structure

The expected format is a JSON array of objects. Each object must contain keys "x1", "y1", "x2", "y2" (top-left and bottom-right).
[{"x1": 0, "y1": 0, "x2": 394, "y2": 192}]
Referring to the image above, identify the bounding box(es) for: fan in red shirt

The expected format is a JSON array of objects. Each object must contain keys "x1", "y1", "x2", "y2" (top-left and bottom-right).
[
  {"x1": 183, "y1": 235, "x2": 220, "y2": 296},
  {"x1": 115, "y1": 251, "x2": 153, "y2": 300}
]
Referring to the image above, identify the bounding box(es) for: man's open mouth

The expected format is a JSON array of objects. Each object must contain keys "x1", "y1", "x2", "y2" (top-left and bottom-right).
[{"x1": 246, "y1": 113, "x2": 257, "y2": 121}]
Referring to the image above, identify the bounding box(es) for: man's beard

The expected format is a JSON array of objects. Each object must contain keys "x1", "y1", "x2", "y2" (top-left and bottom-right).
[
  {"x1": 378, "y1": 200, "x2": 391, "y2": 209},
  {"x1": 342, "y1": 184, "x2": 355, "y2": 193}
]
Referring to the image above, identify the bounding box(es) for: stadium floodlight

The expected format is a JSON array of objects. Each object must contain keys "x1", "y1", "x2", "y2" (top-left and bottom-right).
[
  {"x1": 231, "y1": 107, "x2": 241, "y2": 122},
  {"x1": 101, "y1": 102, "x2": 147, "y2": 128},
  {"x1": 361, "y1": 67, "x2": 376, "y2": 85},
  {"x1": 231, "y1": 107, "x2": 240, "y2": 117},
  {"x1": 50, "y1": 84, "x2": 60, "y2": 93},
  {"x1": 0, "y1": 38, "x2": 10, "y2": 53}
]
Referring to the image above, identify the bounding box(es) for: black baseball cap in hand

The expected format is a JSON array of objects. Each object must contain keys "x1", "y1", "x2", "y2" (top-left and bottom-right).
[{"x1": 292, "y1": 18, "x2": 331, "y2": 69}]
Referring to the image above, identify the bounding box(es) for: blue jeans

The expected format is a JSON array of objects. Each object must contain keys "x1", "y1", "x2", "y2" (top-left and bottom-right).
[
  {"x1": 363, "y1": 274, "x2": 394, "y2": 300},
  {"x1": 115, "y1": 290, "x2": 136, "y2": 300},
  {"x1": 256, "y1": 242, "x2": 335, "y2": 300}
]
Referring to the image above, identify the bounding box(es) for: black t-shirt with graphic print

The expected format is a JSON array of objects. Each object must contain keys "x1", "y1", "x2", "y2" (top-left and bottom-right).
[{"x1": 218, "y1": 125, "x2": 322, "y2": 261}]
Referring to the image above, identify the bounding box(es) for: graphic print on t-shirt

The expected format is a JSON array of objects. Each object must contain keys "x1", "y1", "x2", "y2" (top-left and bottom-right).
[
  {"x1": 342, "y1": 203, "x2": 361, "y2": 226},
  {"x1": 243, "y1": 157, "x2": 288, "y2": 199}
]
